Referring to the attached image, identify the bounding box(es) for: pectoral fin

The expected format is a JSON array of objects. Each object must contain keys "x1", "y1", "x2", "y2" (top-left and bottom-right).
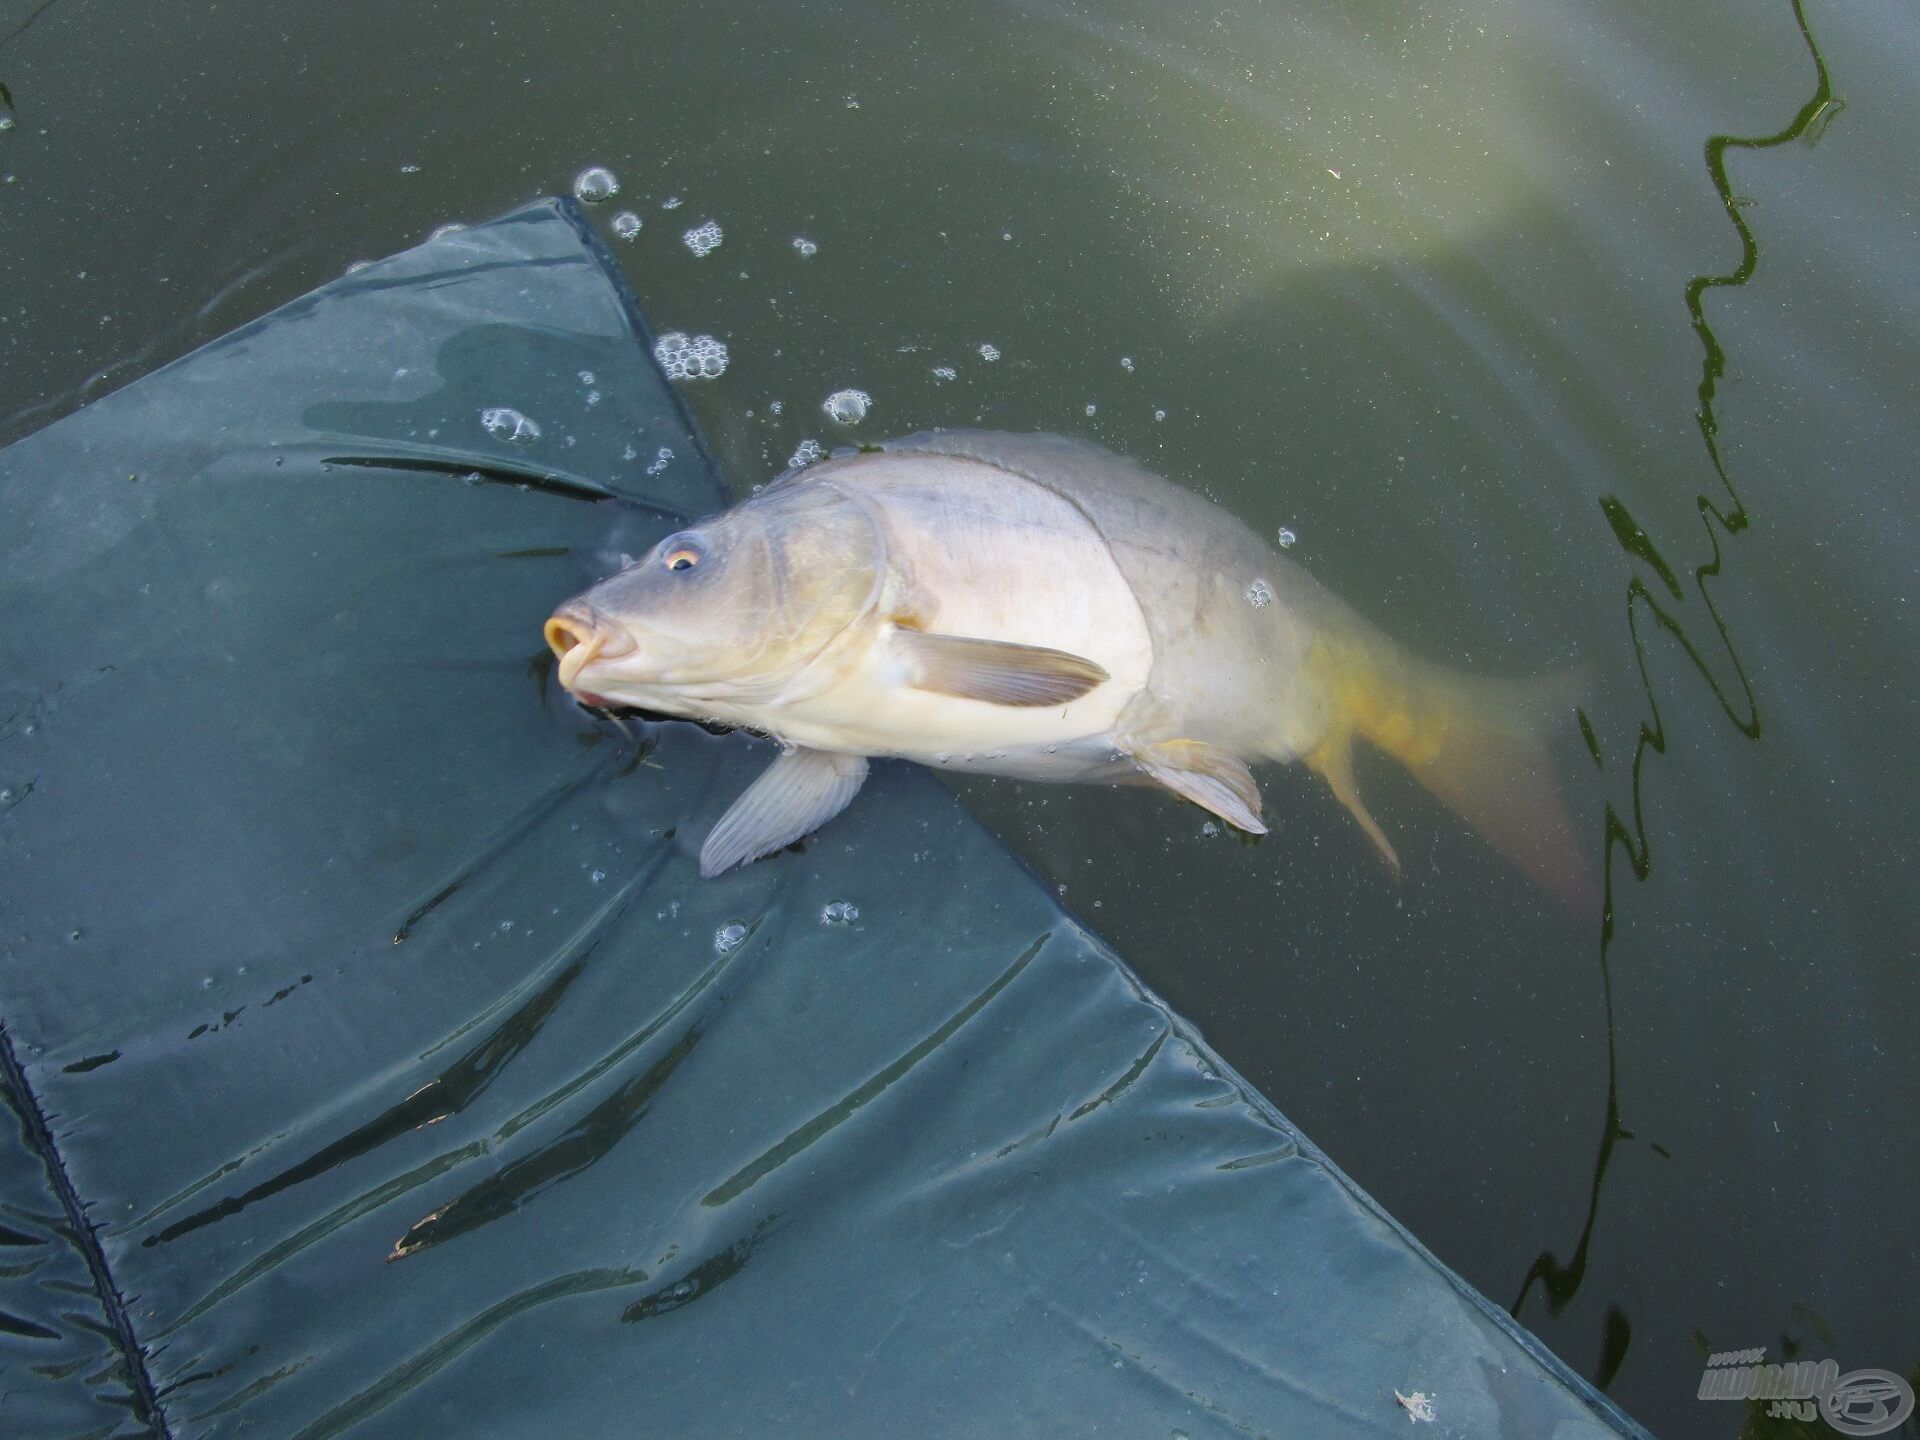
[
  {"x1": 894, "y1": 630, "x2": 1109, "y2": 707},
  {"x1": 1127, "y1": 739, "x2": 1268, "y2": 835},
  {"x1": 700, "y1": 747, "x2": 870, "y2": 878}
]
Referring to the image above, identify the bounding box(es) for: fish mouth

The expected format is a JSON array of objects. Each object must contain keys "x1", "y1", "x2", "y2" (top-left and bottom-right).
[{"x1": 544, "y1": 605, "x2": 638, "y2": 706}]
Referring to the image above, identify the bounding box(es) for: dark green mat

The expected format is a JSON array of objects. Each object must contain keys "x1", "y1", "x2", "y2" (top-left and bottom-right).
[{"x1": 0, "y1": 199, "x2": 1649, "y2": 1439}]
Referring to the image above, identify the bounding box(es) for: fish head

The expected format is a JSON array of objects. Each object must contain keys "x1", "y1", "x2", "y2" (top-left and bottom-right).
[{"x1": 544, "y1": 482, "x2": 884, "y2": 720}]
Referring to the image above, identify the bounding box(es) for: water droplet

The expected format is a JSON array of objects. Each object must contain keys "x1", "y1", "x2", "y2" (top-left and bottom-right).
[
  {"x1": 792, "y1": 236, "x2": 818, "y2": 257},
  {"x1": 714, "y1": 922, "x2": 749, "y2": 954},
  {"x1": 821, "y1": 901, "x2": 860, "y2": 926},
  {"x1": 822, "y1": 388, "x2": 871, "y2": 425},
  {"x1": 682, "y1": 219, "x2": 724, "y2": 257},
  {"x1": 480, "y1": 407, "x2": 541, "y2": 443},
  {"x1": 978, "y1": 342, "x2": 1001, "y2": 363},
  {"x1": 787, "y1": 437, "x2": 824, "y2": 469},
  {"x1": 653, "y1": 332, "x2": 729, "y2": 381},
  {"x1": 1276, "y1": 527, "x2": 1297, "y2": 549},
  {"x1": 931, "y1": 365, "x2": 957, "y2": 382},
  {"x1": 611, "y1": 210, "x2": 643, "y2": 240},
  {"x1": 1245, "y1": 579, "x2": 1274, "y2": 608},
  {"x1": 573, "y1": 166, "x2": 619, "y2": 203}
]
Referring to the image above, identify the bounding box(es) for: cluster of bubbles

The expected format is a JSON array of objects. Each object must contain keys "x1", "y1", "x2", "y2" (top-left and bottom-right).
[
  {"x1": 1276, "y1": 527, "x2": 1297, "y2": 549},
  {"x1": 573, "y1": 166, "x2": 619, "y2": 204},
  {"x1": 821, "y1": 900, "x2": 860, "y2": 925},
  {"x1": 822, "y1": 389, "x2": 871, "y2": 425},
  {"x1": 978, "y1": 342, "x2": 1001, "y2": 362},
  {"x1": 682, "y1": 220, "x2": 724, "y2": 257},
  {"x1": 480, "y1": 407, "x2": 541, "y2": 444},
  {"x1": 714, "y1": 922, "x2": 748, "y2": 954},
  {"x1": 654, "y1": 332, "x2": 729, "y2": 381},
  {"x1": 612, "y1": 211, "x2": 642, "y2": 240},
  {"x1": 931, "y1": 366, "x2": 957, "y2": 382},
  {"x1": 792, "y1": 237, "x2": 818, "y2": 257},
  {"x1": 1245, "y1": 578, "x2": 1275, "y2": 608},
  {"x1": 788, "y1": 437, "x2": 825, "y2": 469},
  {"x1": 645, "y1": 446, "x2": 674, "y2": 476}
]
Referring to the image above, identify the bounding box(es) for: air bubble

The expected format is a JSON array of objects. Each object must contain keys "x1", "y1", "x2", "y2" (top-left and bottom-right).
[
  {"x1": 714, "y1": 922, "x2": 749, "y2": 954},
  {"x1": 480, "y1": 407, "x2": 541, "y2": 443},
  {"x1": 1245, "y1": 579, "x2": 1274, "y2": 608},
  {"x1": 822, "y1": 389, "x2": 871, "y2": 425},
  {"x1": 646, "y1": 446, "x2": 674, "y2": 476},
  {"x1": 978, "y1": 342, "x2": 1001, "y2": 362},
  {"x1": 932, "y1": 366, "x2": 957, "y2": 382},
  {"x1": 612, "y1": 211, "x2": 643, "y2": 240},
  {"x1": 590, "y1": 869, "x2": 607, "y2": 884},
  {"x1": 573, "y1": 166, "x2": 620, "y2": 203},
  {"x1": 662, "y1": 195, "x2": 683, "y2": 210},
  {"x1": 1084, "y1": 404, "x2": 1097, "y2": 416},
  {"x1": 1276, "y1": 527, "x2": 1297, "y2": 549},
  {"x1": 654, "y1": 332, "x2": 729, "y2": 381},
  {"x1": 1153, "y1": 409, "x2": 1167, "y2": 422},
  {"x1": 792, "y1": 237, "x2": 818, "y2": 257},
  {"x1": 1121, "y1": 356, "x2": 1135, "y2": 373},
  {"x1": 788, "y1": 438, "x2": 825, "y2": 469},
  {"x1": 821, "y1": 901, "x2": 860, "y2": 926},
  {"x1": 682, "y1": 220, "x2": 724, "y2": 257}
]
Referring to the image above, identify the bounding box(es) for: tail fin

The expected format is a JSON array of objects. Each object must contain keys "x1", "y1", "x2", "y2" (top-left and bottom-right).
[{"x1": 1301, "y1": 639, "x2": 1596, "y2": 917}]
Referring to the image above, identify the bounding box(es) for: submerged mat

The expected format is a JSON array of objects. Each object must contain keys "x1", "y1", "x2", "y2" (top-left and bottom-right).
[{"x1": 0, "y1": 199, "x2": 1650, "y2": 1439}]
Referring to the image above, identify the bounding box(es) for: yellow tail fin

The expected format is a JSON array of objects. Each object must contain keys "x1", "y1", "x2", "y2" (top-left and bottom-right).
[{"x1": 1302, "y1": 639, "x2": 1595, "y2": 916}]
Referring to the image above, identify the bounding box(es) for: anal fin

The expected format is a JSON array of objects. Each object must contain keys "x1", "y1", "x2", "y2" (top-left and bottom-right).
[
  {"x1": 1305, "y1": 731, "x2": 1401, "y2": 877},
  {"x1": 1127, "y1": 738, "x2": 1268, "y2": 835},
  {"x1": 700, "y1": 747, "x2": 869, "y2": 878}
]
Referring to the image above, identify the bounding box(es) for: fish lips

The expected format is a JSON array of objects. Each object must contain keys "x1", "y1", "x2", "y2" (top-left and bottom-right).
[{"x1": 544, "y1": 603, "x2": 642, "y2": 707}]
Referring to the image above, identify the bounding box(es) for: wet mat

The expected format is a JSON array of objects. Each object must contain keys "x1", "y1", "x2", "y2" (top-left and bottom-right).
[{"x1": 0, "y1": 199, "x2": 1650, "y2": 1438}]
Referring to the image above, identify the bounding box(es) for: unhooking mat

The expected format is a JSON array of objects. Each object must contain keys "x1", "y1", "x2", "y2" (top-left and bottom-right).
[{"x1": 0, "y1": 198, "x2": 1652, "y2": 1439}]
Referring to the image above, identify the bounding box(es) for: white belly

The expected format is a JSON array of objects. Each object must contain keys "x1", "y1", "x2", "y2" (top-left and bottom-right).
[{"x1": 764, "y1": 454, "x2": 1155, "y2": 770}]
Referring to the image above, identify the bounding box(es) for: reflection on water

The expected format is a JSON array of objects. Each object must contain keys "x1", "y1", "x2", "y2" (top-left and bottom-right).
[{"x1": 1512, "y1": 0, "x2": 1834, "y2": 1388}]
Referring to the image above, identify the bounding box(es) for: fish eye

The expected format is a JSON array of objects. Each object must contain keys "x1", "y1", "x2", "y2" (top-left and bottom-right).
[{"x1": 661, "y1": 536, "x2": 704, "y2": 573}]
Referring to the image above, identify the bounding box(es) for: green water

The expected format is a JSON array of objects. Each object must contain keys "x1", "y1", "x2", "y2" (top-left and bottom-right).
[{"x1": 3, "y1": 0, "x2": 1914, "y2": 1433}]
